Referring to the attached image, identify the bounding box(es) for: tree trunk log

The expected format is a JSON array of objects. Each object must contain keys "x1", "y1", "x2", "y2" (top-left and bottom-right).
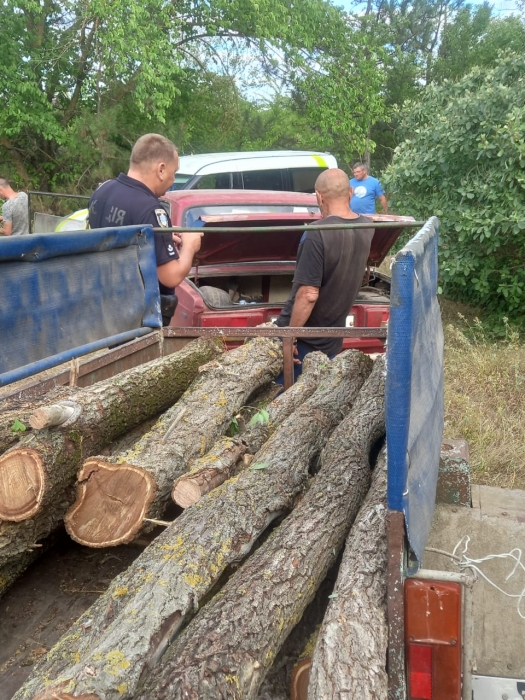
[
  {"x1": 0, "y1": 338, "x2": 221, "y2": 567},
  {"x1": 64, "y1": 337, "x2": 283, "y2": 548},
  {"x1": 136, "y1": 356, "x2": 386, "y2": 700},
  {"x1": 14, "y1": 350, "x2": 372, "y2": 700},
  {"x1": 172, "y1": 351, "x2": 329, "y2": 508},
  {"x1": 0, "y1": 387, "x2": 81, "y2": 455},
  {"x1": 308, "y1": 448, "x2": 388, "y2": 700}
]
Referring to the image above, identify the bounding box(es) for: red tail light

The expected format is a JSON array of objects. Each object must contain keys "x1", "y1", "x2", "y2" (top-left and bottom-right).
[
  {"x1": 408, "y1": 644, "x2": 433, "y2": 699},
  {"x1": 405, "y1": 579, "x2": 462, "y2": 700}
]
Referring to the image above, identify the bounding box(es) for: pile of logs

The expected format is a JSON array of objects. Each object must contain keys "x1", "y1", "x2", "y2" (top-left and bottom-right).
[{"x1": 2, "y1": 340, "x2": 390, "y2": 700}]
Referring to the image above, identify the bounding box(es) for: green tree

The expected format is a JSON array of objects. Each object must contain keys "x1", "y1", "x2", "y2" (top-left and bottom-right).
[
  {"x1": 432, "y1": 7, "x2": 525, "y2": 82},
  {"x1": 383, "y1": 54, "x2": 525, "y2": 321},
  {"x1": 0, "y1": 0, "x2": 385, "y2": 193}
]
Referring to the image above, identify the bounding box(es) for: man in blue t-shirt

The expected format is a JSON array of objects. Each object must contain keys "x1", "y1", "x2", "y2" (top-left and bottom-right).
[{"x1": 349, "y1": 162, "x2": 388, "y2": 215}]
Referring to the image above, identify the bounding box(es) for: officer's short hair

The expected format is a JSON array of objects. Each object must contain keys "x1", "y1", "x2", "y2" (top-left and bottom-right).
[
  {"x1": 130, "y1": 134, "x2": 178, "y2": 167},
  {"x1": 0, "y1": 176, "x2": 10, "y2": 188},
  {"x1": 353, "y1": 162, "x2": 368, "y2": 172}
]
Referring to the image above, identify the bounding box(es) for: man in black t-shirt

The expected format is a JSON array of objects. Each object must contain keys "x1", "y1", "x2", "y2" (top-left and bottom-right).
[
  {"x1": 276, "y1": 168, "x2": 373, "y2": 377},
  {"x1": 88, "y1": 134, "x2": 203, "y2": 323}
]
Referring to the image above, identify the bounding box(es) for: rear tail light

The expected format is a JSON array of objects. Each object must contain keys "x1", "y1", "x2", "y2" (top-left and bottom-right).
[
  {"x1": 345, "y1": 313, "x2": 355, "y2": 327},
  {"x1": 408, "y1": 644, "x2": 433, "y2": 699},
  {"x1": 405, "y1": 579, "x2": 462, "y2": 700}
]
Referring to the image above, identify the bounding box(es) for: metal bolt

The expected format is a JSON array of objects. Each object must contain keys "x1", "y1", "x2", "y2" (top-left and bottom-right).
[
  {"x1": 507, "y1": 663, "x2": 513, "y2": 670},
  {"x1": 450, "y1": 638, "x2": 457, "y2": 645},
  {"x1": 502, "y1": 511, "x2": 508, "y2": 516},
  {"x1": 501, "y1": 694, "x2": 508, "y2": 700}
]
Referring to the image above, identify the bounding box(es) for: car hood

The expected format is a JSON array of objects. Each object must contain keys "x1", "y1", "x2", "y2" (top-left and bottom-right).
[{"x1": 191, "y1": 212, "x2": 418, "y2": 268}]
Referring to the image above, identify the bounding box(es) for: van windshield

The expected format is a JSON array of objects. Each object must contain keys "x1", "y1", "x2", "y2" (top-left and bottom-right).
[
  {"x1": 183, "y1": 204, "x2": 320, "y2": 227},
  {"x1": 169, "y1": 174, "x2": 193, "y2": 191}
]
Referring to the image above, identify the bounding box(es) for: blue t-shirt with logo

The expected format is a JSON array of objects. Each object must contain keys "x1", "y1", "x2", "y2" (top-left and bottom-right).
[{"x1": 349, "y1": 175, "x2": 385, "y2": 214}]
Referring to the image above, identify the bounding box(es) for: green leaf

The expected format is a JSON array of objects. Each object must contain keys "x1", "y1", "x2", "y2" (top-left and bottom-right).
[
  {"x1": 227, "y1": 416, "x2": 239, "y2": 437},
  {"x1": 250, "y1": 462, "x2": 269, "y2": 471},
  {"x1": 249, "y1": 408, "x2": 270, "y2": 427},
  {"x1": 11, "y1": 419, "x2": 26, "y2": 433}
]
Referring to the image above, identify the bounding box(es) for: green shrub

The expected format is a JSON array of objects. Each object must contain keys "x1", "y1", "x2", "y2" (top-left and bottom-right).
[{"x1": 384, "y1": 53, "x2": 525, "y2": 324}]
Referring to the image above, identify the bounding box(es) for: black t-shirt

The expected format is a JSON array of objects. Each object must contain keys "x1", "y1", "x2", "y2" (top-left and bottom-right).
[
  {"x1": 276, "y1": 215, "x2": 374, "y2": 356},
  {"x1": 88, "y1": 173, "x2": 179, "y2": 295}
]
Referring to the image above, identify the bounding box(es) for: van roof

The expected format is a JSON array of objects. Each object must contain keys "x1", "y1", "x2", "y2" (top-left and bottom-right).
[{"x1": 177, "y1": 151, "x2": 337, "y2": 176}]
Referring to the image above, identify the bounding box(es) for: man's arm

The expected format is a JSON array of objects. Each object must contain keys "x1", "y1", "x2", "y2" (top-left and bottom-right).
[
  {"x1": 289, "y1": 285, "x2": 320, "y2": 327},
  {"x1": 378, "y1": 194, "x2": 388, "y2": 213},
  {"x1": 0, "y1": 221, "x2": 12, "y2": 236},
  {"x1": 157, "y1": 231, "x2": 203, "y2": 288}
]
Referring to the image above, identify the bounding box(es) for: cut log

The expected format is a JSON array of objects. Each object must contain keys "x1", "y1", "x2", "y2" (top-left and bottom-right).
[
  {"x1": 64, "y1": 336, "x2": 284, "y2": 548},
  {"x1": 0, "y1": 338, "x2": 221, "y2": 568},
  {"x1": 171, "y1": 436, "x2": 248, "y2": 508},
  {"x1": 14, "y1": 350, "x2": 372, "y2": 700},
  {"x1": 172, "y1": 351, "x2": 329, "y2": 508},
  {"x1": 0, "y1": 387, "x2": 81, "y2": 455},
  {"x1": 308, "y1": 448, "x2": 388, "y2": 700},
  {"x1": 135, "y1": 356, "x2": 386, "y2": 700}
]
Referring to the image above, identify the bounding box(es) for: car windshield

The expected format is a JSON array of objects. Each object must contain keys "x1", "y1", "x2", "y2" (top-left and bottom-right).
[{"x1": 183, "y1": 204, "x2": 320, "y2": 227}]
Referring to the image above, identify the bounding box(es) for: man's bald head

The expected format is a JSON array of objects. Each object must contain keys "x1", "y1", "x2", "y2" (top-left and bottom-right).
[{"x1": 315, "y1": 168, "x2": 351, "y2": 202}]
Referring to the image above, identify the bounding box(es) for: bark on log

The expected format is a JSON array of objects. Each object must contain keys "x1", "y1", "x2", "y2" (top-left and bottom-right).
[
  {"x1": 172, "y1": 351, "x2": 329, "y2": 508},
  {"x1": 308, "y1": 448, "x2": 388, "y2": 700},
  {"x1": 0, "y1": 387, "x2": 81, "y2": 455},
  {"x1": 64, "y1": 337, "x2": 283, "y2": 548},
  {"x1": 14, "y1": 350, "x2": 372, "y2": 700},
  {"x1": 0, "y1": 338, "x2": 221, "y2": 566},
  {"x1": 136, "y1": 356, "x2": 386, "y2": 700}
]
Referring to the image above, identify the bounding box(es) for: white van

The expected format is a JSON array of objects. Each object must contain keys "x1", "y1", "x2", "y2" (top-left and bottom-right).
[{"x1": 173, "y1": 150, "x2": 338, "y2": 193}]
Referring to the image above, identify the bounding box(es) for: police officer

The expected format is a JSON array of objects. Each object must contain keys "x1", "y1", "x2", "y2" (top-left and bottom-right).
[{"x1": 88, "y1": 133, "x2": 203, "y2": 324}]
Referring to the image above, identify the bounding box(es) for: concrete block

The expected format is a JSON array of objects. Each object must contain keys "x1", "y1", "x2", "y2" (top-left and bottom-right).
[{"x1": 437, "y1": 438, "x2": 472, "y2": 507}]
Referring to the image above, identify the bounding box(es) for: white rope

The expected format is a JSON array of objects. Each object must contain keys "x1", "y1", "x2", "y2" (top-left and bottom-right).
[{"x1": 451, "y1": 535, "x2": 525, "y2": 620}]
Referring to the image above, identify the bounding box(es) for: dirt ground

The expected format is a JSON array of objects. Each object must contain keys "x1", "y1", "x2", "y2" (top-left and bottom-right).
[{"x1": 0, "y1": 531, "x2": 141, "y2": 700}]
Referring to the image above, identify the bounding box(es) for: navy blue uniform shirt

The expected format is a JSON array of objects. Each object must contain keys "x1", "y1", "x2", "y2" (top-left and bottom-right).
[{"x1": 88, "y1": 173, "x2": 179, "y2": 294}]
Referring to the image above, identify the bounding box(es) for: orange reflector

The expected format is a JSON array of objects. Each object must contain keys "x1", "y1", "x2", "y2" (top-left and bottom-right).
[
  {"x1": 408, "y1": 644, "x2": 433, "y2": 699},
  {"x1": 405, "y1": 579, "x2": 462, "y2": 700}
]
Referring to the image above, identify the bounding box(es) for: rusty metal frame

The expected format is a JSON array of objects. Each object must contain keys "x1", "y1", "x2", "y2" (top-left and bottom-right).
[
  {"x1": 163, "y1": 326, "x2": 387, "y2": 389},
  {"x1": 2, "y1": 325, "x2": 386, "y2": 400},
  {"x1": 387, "y1": 510, "x2": 407, "y2": 700}
]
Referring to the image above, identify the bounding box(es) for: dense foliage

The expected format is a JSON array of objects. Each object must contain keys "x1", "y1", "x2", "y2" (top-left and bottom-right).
[
  {"x1": 384, "y1": 54, "x2": 525, "y2": 320},
  {"x1": 0, "y1": 0, "x2": 384, "y2": 191}
]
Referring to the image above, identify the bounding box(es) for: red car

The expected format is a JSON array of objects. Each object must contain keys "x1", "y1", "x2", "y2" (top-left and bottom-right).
[{"x1": 161, "y1": 189, "x2": 416, "y2": 353}]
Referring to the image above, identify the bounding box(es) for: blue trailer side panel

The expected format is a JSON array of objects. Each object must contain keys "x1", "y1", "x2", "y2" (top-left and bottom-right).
[
  {"x1": 386, "y1": 216, "x2": 444, "y2": 567},
  {"x1": 0, "y1": 226, "x2": 161, "y2": 385}
]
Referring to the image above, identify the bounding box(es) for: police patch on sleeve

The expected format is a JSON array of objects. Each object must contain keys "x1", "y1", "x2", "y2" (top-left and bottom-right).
[{"x1": 155, "y1": 208, "x2": 169, "y2": 227}]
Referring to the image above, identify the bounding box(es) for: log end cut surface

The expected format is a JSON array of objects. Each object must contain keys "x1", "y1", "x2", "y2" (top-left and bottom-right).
[
  {"x1": 291, "y1": 659, "x2": 312, "y2": 700},
  {"x1": 171, "y1": 478, "x2": 203, "y2": 509},
  {"x1": 64, "y1": 459, "x2": 156, "y2": 547},
  {"x1": 0, "y1": 449, "x2": 45, "y2": 521}
]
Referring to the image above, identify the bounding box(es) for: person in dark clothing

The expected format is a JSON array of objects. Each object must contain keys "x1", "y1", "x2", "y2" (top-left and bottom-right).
[
  {"x1": 88, "y1": 133, "x2": 203, "y2": 324},
  {"x1": 275, "y1": 168, "x2": 373, "y2": 379}
]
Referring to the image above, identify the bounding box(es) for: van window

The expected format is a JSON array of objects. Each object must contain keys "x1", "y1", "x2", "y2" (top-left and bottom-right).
[
  {"x1": 242, "y1": 170, "x2": 285, "y2": 191},
  {"x1": 291, "y1": 167, "x2": 327, "y2": 193},
  {"x1": 194, "y1": 173, "x2": 234, "y2": 189}
]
